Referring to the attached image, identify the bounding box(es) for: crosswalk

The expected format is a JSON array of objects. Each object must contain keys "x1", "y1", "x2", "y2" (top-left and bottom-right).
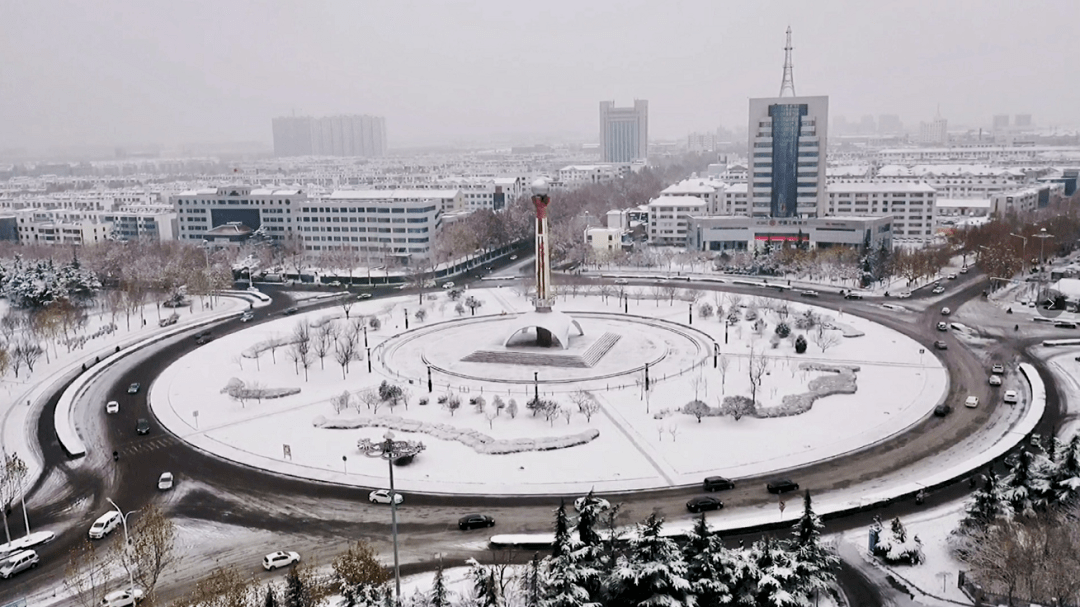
[{"x1": 118, "y1": 436, "x2": 176, "y2": 455}]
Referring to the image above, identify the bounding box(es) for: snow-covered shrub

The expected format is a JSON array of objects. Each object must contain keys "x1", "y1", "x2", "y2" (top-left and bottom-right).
[
  {"x1": 368, "y1": 317, "x2": 382, "y2": 330},
  {"x1": 795, "y1": 310, "x2": 819, "y2": 330},
  {"x1": 775, "y1": 322, "x2": 791, "y2": 338},
  {"x1": 652, "y1": 407, "x2": 676, "y2": 420},
  {"x1": 795, "y1": 334, "x2": 808, "y2": 354},
  {"x1": 418, "y1": 397, "x2": 429, "y2": 406},
  {"x1": 219, "y1": 378, "x2": 300, "y2": 402},
  {"x1": 697, "y1": 303, "x2": 714, "y2": 319},
  {"x1": 437, "y1": 394, "x2": 448, "y2": 404},
  {"x1": 682, "y1": 399, "x2": 714, "y2": 422},
  {"x1": 871, "y1": 517, "x2": 924, "y2": 565},
  {"x1": 720, "y1": 396, "x2": 756, "y2": 421},
  {"x1": 769, "y1": 334, "x2": 781, "y2": 349}
]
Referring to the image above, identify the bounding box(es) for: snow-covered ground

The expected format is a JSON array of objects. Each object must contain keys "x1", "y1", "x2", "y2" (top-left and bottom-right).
[{"x1": 150, "y1": 286, "x2": 945, "y2": 494}]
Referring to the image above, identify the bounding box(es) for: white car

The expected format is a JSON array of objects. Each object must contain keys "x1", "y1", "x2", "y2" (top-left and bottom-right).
[
  {"x1": 157, "y1": 472, "x2": 174, "y2": 491},
  {"x1": 101, "y1": 588, "x2": 145, "y2": 607},
  {"x1": 992, "y1": 364, "x2": 1005, "y2": 374},
  {"x1": 573, "y1": 496, "x2": 611, "y2": 512},
  {"x1": 106, "y1": 401, "x2": 119, "y2": 414},
  {"x1": 262, "y1": 551, "x2": 300, "y2": 571},
  {"x1": 896, "y1": 291, "x2": 912, "y2": 299},
  {"x1": 442, "y1": 282, "x2": 455, "y2": 290},
  {"x1": 932, "y1": 286, "x2": 946, "y2": 294},
  {"x1": 613, "y1": 278, "x2": 629, "y2": 285},
  {"x1": 1003, "y1": 390, "x2": 1019, "y2": 404},
  {"x1": 989, "y1": 375, "x2": 1002, "y2": 386},
  {"x1": 510, "y1": 255, "x2": 518, "y2": 260},
  {"x1": 940, "y1": 307, "x2": 951, "y2": 316},
  {"x1": 88, "y1": 511, "x2": 121, "y2": 540},
  {"x1": 368, "y1": 489, "x2": 403, "y2": 505},
  {"x1": 357, "y1": 293, "x2": 373, "y2": 299},
  {"x1": 965, "y1": 395, "x2": 980, "y2": 408}
]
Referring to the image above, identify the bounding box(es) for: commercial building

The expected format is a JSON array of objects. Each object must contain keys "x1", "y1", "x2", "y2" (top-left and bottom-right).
[
  {"x1": 599, "y1": 100, "x2": 648, "y2": 163},
  {"x1": 647, "y1": 195, "x2": 707, "y2": 246},
  {"x1": 173, "y1": 186, "x2": 304, "y2": 243},
  {"x1": 687, "y1": 215, "x2": 892, "y2": 253},
  {"x1": 100, "y1": 209, "x2": 177, "y2": 241},
  {"x1": 272, "y1": 115, "x2": 387, "y2": 158},
  {"x1": 16, "y1": 217, "x2": 113, "y2": 246},
  {"x1": 823, "y1": 183, "x2": 937, "y2": 244},
  {"x1": 919, "y1": 114, "x2": 948, "y2": 145},
  {"x1": 747, "y1": 95, "x2": 829, "y2": 218}
]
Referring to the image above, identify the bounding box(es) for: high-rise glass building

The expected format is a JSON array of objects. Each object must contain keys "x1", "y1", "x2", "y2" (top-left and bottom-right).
[
  {"x1": 599, "y1": 100, "x2": 648, "y2": 163},
  {"x1": 747, "y1": 95, "x2": 828, "y2": 218}
]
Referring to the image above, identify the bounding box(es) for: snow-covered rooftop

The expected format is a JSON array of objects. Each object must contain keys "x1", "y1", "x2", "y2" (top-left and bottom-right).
[
  {"x1": 827, "y1": 182, "x2": 937, "y2": 193},
  {"x1": 324, "y1": 189, "x2": 460, "y2": 200},
  {"x1": 936, "y1": 198, "x2": 992, "y2": 208},
  {"x1": 648, "y1": 195, "x2": 708, "y2": 207}
]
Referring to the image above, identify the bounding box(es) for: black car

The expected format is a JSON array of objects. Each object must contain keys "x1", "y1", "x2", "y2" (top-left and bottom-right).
[
  {"x1": 127, "y1": 383, "x2": 141, "y2": 394},
  {"x1": 282, "y1": 307, "x2": 299, "y2": 316},
  {"x1": 933, "y1": 404, "x2": 952, "y2": 417},
  {"x1": 195, "y1": 335, "x2": 213, "y2": 345},
  {"x1": 686, "y1": 496, "x2": 723, "y2": 513},
  {"x1": 458, "y1": 514, "x2": 495, "y2": 530},
  {"x1": 193, "y1": 330, "x2": 212, "y2": 340},
  {"x1": 136, "y1": 418, "x2": 150, "y2": 435},
  {"x1": 766, "y1": 479, "x2": 800, "y2": 494},
  {"x1": 703, "y1": 476, "x2": 735, "y2": 492},
  {"x1": 933, "y1": 340, "x2": 948, "y2": 350}
]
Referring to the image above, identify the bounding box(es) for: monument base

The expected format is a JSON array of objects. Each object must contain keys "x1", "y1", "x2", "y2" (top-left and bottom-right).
[
  {"x1": 502, "y1": 310, "x2": 584, "y2": 350},
  {"x1": 536, "y1": 327, "x2": 553, "y2": 347}
]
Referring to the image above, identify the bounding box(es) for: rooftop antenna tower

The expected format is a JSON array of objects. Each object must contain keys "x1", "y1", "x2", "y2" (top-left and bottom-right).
[{"x1": 779, "y1": 26, "x2": 796, "y2": 97}]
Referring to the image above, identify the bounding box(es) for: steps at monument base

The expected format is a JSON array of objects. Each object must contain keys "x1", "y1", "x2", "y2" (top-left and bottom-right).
[
  {"x1": 461, "y1": 349, "x2": 589, "y2": 368},
  {"x1": 579, "y1": 332, "x2": 621, "y2": 367}
]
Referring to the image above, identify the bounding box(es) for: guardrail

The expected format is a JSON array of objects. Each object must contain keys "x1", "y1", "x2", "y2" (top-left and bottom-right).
[
  {"x1": 54, "y1": 308, "x2": 245, "y2": 457},
  {"x1": 490, "y1": 362, "x2": 1046, "y2": 547}
]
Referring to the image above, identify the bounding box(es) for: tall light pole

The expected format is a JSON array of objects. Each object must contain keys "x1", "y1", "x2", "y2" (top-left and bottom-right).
[
  {"x1": 106, "y1": 498, "x2": 137, "y2": 600},
  {"x1": 357, "y1": 433, "x2": 426, "y2": 606},
  {"x1": 1034, "y1": 228, "x2": 1054, "y2": 281},
  {"x1": 1009, "y1": 233, "x2": 1028, "y2": 275}
]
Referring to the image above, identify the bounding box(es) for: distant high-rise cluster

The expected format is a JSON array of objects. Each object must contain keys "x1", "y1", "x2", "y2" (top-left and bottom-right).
[
  {"x1": 272, "y1": 115, "x2": 387, "y2": 158},
  {"x1": 599, "y1": 100, "x2": 648, "y2": 163}
]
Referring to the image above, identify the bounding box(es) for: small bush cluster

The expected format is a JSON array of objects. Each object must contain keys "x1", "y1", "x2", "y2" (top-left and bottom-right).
[
  {"x1": 871, "y1": 517, "x2": 925, "y2": 565},
  {"x1": 795, "y1": 334, "x2": 808, "y2": 354}
]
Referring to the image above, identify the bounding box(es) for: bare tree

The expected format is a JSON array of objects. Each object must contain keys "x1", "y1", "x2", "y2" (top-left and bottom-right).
[
  {"x1": 290, "y1": 322, "x2": 313, "y2": 381},
  {"x1": 313, "y1": 322, "x2": 337, "y2": 370},
  {"x1": 332, "y1": 391, "x2": 352, "y2": 415},
  {"x1": 0, "y1": 452, "x2": 27, "y2": 544},
  {"x1": 267, "y1": 334, "x2": 283, "y2": 364},
  {"x1": 570, "y1": 390, "x2": 600, "y2": 422},
  {"x1": 748, "y1": 348, "x2": 769, "y2": 408},
  {"x1": 484, "y1": 404, "x2": 498, "y2": 429},
  {"x1": 334, "y1": 334, "x2": 358, "y2": 379},
  {"x1": 686, "y1": 400, "x2": 710, "y2": 422},
  {"x1": 15, "y1": 338, "x2": 43, "y2": 374},
  {"x1": 332, "y1": 539, "x2": 390, "y2": 594},
  {"x1": 662, "y1": 285, "x2": 678, "y2": 305},
  {"x1": 119, "y1": 504, "x2": 178, "y2": 604},
  {"x1": 689, "y1": 373, "x2": 705, "y2": 401},
  {"x1": 812, "y1": 327, "x2": 842, "y2": 353},
  {"x1": 183, "y1": 566, "x2": 257, "y2": 607},
  {"x1": 357, "y1": 388, "x2": 382, "y2": 414},
  {"x1": 65, "y1": 540, "x2": 114, "y2": 607},
  {"x1": 340, "y1": 295, "x2": 355, "y2": 320},
  {"x1": 559, "y1": 405, "x2": 573, "y2": 425},
  {"x1": 718, "y1": 354, "x2": 731, "y2": 395}
]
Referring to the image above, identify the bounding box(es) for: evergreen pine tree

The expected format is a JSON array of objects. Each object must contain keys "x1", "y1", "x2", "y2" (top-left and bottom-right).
[
  {"x1": 603, "y1": 513, "x2": 693, "y2": 607},
  {"x1": 543, "y1": 502, "x2": 599, "y2": 607},
  {"x1": 552, "y1": 500, "x2": 572, "y2": 558},
  {"x1": 468, "y1": 558, "x2": 500, "y2": 607},
  {"x1": 265, "y1": 585, "x2": 279, "y2": 607},
  {"x1": 575, "y1": 491, "x2": 603, "y2": 548},
  {"x1": 684, "y1": 513, "x2": 735, "y2": 607},
  {"x1": 1003, "y1": 450, "x2": 1040, "y2": 517},
  {"x1": 960, "y1": 469, "x2": 1008, "y2": 531},
  {"x1": 283, "y1": 564, "x2": 310, "y2": 607},
  {"x1": 789, "y1": 490, "x2": 838, "y2": 602},
  {"x1": 1053, "y1": 434, "x2": 1080, "y2": 505},
  {"x1": 431, "y1": 560, "x2": 449, "y2": 607},
  {"x1": 520, "y1": 553, "x2": 544, "y2": 607},
  {"x1": 746, "y1": 536, "x2": 801, "y2": 607}
]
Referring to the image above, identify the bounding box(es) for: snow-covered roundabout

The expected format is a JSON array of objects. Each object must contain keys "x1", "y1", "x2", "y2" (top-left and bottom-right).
[{"x1": 149, "y1": 286, "x2": 947, "y2": 495}]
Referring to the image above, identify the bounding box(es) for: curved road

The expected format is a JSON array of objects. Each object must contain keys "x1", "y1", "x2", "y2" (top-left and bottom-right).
[{"x1": 0, "y1": 272, "x2": 1058, "y2": 605}]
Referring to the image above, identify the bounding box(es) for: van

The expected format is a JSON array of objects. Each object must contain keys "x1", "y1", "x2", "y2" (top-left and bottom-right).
[
  {"x1": 0, "y1": 549, "x2": 39, "y2": 578},
  {"x1": 89, "y1": 511, "x2": 121, "y2": 539}
]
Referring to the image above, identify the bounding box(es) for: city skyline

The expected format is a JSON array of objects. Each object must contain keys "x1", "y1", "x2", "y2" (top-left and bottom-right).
[{"x1": 2, "y1": 0, "x2": 1079, "y2": 153}]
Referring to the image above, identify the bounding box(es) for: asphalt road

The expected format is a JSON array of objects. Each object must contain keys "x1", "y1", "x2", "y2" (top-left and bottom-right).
[{"x1": 0, "y1": 269, "x2": 1058, "y2": 605}]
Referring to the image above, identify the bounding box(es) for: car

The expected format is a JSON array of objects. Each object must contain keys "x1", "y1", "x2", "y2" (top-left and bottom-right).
[
  {"x1": 992, "y1": 364, "x2": 1005, "y2": 374},
  {"x1": 766, "y1": 479, "x2": 800, "y2": 494},
  {"x1": 262, "y1": 551, "x2": 300, "y2": 571},
  {"x1": 357, "y1": 293, "x2": 373, "y2": 299},
  {"x1": 510, "y1": 255, "x2": 518, "y2": 260},
  {"x1": 932, "y1": 286, "x2": 946, "y2": 294},
  {"x1": 933, "y1": 404, "x2": 952, "y2": 417},
  {"x1": 1003, "y1": 390, "x2": 1019, "y2": 404},
  {"x1": 936, "y1": 321, "x2": 948, "y2": 331},
  {"x1": 240, "y1": 312, "x2": 255, "y2": 322},
  {"x1": 573, "y1": 496, "x2": 611, "y2": 512},
  {"x1": 896, "y1": 291, "x2": 912, "y2": 299},
  {"x1": 127, "y1": 383, "x2": 141, "y2": 394},
  {"x1": 458, "y1": 514, "x2": 496, "y2": 530},
  {"x1": 442, "y1": 282, "x2": 455, "y2": 289},
  {"x1": 136, "y1": 418, "x2": 150, "y2": 435},
  {"x1": 193, "y1": 330, "x2": 212, "y2": 340},
  {"x1": 843, "y1": 292, "x2": 863, "y2": 300},
  {"x1": 703, "y1": 476, "x2": 735, "y2": 492},
  {"x1": 947, "y1": 273, "x2": 957, "y2": 280},
  {"x1": 960, "y1": 266, "x2": 969, "y2": 274},
  {"x1": 965, "y1": 395, "x2": 980, "y2": 408},
  {"x1": 395, "y1": 284, "x2": 409, "y2": 290},
  {"x1": 106, "y1": 400, "x2": 119, "y2": 414},
  {"x1": 158, "y1": 472, "x2": 174, "y2": 491},
  {"x1": 368, "y1": 489, "x2": 403, "y2": 505},
  {"x1": 100, "y1": 588, "x2": 145, "y2": 607},
  {"x1": 934, "y1": 340, "x2": 948, "y2": 350},
  {"x1": 989, "y1": 375, "x2": 1002, "y2": 386},
  {"x1": 423, "y1": 280, "x2": 437, "y2": 288},
  {"x1": 282, "y1": 307, "x2": 299, "y2": 316},
  {"x1": 328, "y1": 281, "x2": 342, "y2": 287},
  {"x1": 799, "y1": 290, "x2": 819, "y2": 298},
  {"x1": 0, "y1": 549, "x2": 39, "y2": 579},
  {"x1": 940, "y1": 307, "x2": 951, "y2": 315},
  {"x1": 88, "y1": 511, "x2": 121, "y2": 539},
  {"x1": 195, "y1": 335, "x2": 213, "y2": 345},
  {"x1": 613, "y1": 278, "x2": 629, "y2": 285},
  {"x1": 686, "y1": 496, "x2": 723, "y2": 513},
  {"x1": 1055, "y1": 321, "x2": 1078, "y2": 329}
]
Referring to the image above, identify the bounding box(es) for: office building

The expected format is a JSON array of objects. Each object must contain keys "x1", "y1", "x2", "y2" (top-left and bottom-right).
[
  {"x1": 173, "y1": 186, "x2": 304, "y2": 242},
  {"x1": 919, "y1": 113, "x2": 948, "y2": 145},
  {"x1": 993, "y1": 115, "x2": 1010, "y2": 130},
  {"x1": 599, "y1": 100, "x2": 648, "y2": 163},
  {"x1": 647, "y1": 195, "x2": 707, "y2": 246},
  {"x1": 272, "y1": 115, "x2": 387, "y2": 158},
  {"x1": 823, "y1": 183, "x2": 937, "y2": 244},
  {"x1": 687, "y1": 215, "x2": 892, "y2": 253}
]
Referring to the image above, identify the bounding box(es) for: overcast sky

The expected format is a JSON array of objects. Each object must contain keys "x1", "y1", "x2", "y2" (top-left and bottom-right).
[{"x1": 2, "y1": 0, "x2": 1078, "y2": 151}]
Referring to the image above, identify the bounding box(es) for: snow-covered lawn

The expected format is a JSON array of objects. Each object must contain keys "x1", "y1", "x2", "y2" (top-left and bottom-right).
[{"x1": 150, "y1": 287, "x2": 945, "y2": 495}]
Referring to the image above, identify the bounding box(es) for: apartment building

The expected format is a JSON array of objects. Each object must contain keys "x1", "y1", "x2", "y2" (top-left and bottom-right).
[
  {"x1": 16, "y1": 217, "x2": 113, "y2": 246},
  {"x1": 647, "y1": 195, "x2": 707, "y2": 246},
  {"x1": 823, "y1": 182, "x2": 937, "y2": 244}
]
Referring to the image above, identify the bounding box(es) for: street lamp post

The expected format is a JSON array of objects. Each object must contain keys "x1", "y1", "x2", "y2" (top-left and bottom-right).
[
  {"x1": 533, "y1": 371, "x2": 539, "y2": 402},
  {"x1": 404, "y1": 308, "x2": 409, "y2": 330},
  {"x1": 1034, "y1": 228, "x2": 1054, "y2": 282},
  {"x1": 427, "y1": 365, "x2": 433, "y2": 393},
  {"x1": 106, "y1": 498, "x2": 137, "y2": 601},
  {"x1": 355, "y1": 433, "x2": 426, "y2": 606},
  {"x1": 1009, "y1": 233, "x2": 1028, "y2": 275}
]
